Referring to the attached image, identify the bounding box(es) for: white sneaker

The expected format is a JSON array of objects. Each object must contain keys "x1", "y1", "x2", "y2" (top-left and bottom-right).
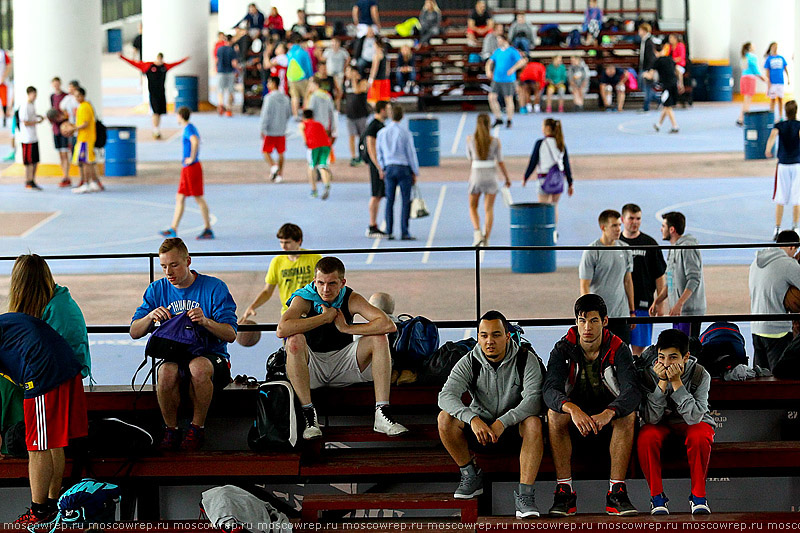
[
  {"x1": 88, "y1": 181, "x2": 101, "y2": 192},
  {"x1": 72, "y1": 183, "x2": 90, "y2": 194},
  {"x1": 273, "y1": 174, "x2": 283, "y2": 183},
  {"x1": 269, "y1": 165, "x2": 279, "y2": 182},
  {"x1": 374, "y1": 405, "x2": 409, "y2": 436},
  {"x1": 301, "y1": 406, "x2": 322, "y2": 440},
  {"x1": 526, "y1": 104, "x2": 533, "y2": 113},
  {"x1": 533, "y1": 104, "x2": 541, "y2": 113},
  {"x1": 472, "y1": 230, "x2": 484, "y2": 246}
]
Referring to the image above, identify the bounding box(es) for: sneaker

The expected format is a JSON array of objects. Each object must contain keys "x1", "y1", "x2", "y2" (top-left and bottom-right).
[
  {"x1": 196, "y1": 228, "x2": 215, "y2": 240},
  {"x1": 533, "y1": 104, "x2": 541, "y2": 113},
  {"x1": 159, "y1": 426, "x2": 181, "y2": 451},
  {"x1": 546, "y1": 105, "x2": 552, "y2": 113},
  {"x1": 400, "y1": 234, "x2": 417, "y2": 241},
  {"x1": 180, "y1": 424, "x2": 205, "y2": 451},
  {"x1": 506, "y1": 119, "x2": 512, "y2": 128},
  {"x1": 774, "y1": 226, "x2": 782, "y2": 241},
  {"x1": 14, "y1": 507, "x2": 56, "y2": 525},
  {"x1": 454, "y1": 466, "x2": 484, "y2": 499},
  {"x1": 374, "y1": 404, "x2": 409, "y2": 436},
  {"x1": 669, "y1": 128, "x2": 680, "y2": 134},
  {"x1": 549, "y1": 484, "x2": 577, "y2": 517},
  {"x1": 736, "y1": 119, "x2": 744, "y2": 127},
  {"x1": 515, "y1": 490, "x2": 540, "y2": 518},
  {"x1": 25, "y1": 182, "x2": 43, "y2": 191},
  {"x1": 387, "y1": 234, "x2": 396, "y2": 240},
  {"x1": 309, "y1": 190, "x2": 318, "y2": 198},
  {"x1": 472, "y1": 230, "x2": 484, "y2": 246},
  {"x1": 650, "y1": 493, "x2": 669, "y2": 515},
  {"x1": 59, "y1": 177, "x2": 72, "y2": 188},
  {"x1": 273, "y1": 174, "x2": 283, "y2": 183},
  {"x1": 88, "y1": 180, "x2": 102, "y2": 192},
  {"x1": 519, "y1": 106, "x2": 528, "y2": 114},
  {"x1": 153, "y1": 131, "x2": 162, "y2": 140},
  {"x1": 606, "y1": 483, "x2": 638, "y2": 516},
  {"x1": 160, "y1": 228, "x2": 177, "y2": 238},
  {"x1": 72, "y1": 183, "x2": 91, "y2": 194},
  {"x1": 302, "y1": 406, "x2": 322, "y2": 440},
  {"x1": 367, "y1": 225, "x2": 387, "y2": 238},
  {"x1": 321, "y1": 184, "x2": 330, "y2": 200},
  {"x1": 225, "y1": 110, "x2": 233, "y2": 117},
  {"x1": 689, "y1": 494, "x2": 711, "y2": 515},
  {"x1": 653, "y1": 123, "x2": 660, "y2": 132},
  {"x1": 350, "y1": 158, "x2": 360, "y2": 167},
  {"x1": 217, "y1": 105, "x2": 224, "y2": 115},
  {"x1": 269, "y1": 165, "x2": 279, "y2": 182},
  {"x1": 558, "y1": 104, "x2": 564, "y2": 113},
  {"x1": 492, "y1": 118, "x2": 503, "y2": 128},
  {"x1": 526, "y1": 104, "x2": 533, "y2": 113}
]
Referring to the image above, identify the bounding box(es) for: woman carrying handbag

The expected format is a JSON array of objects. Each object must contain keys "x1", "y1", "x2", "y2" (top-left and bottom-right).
[{"x1": 523, "y1": 118, "x2": 573, "y2": 222}]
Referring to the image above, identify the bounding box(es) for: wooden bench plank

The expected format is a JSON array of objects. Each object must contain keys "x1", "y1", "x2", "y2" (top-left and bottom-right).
[{"x1": 302, "y1": 493, "x2": 478, "y2": 523}]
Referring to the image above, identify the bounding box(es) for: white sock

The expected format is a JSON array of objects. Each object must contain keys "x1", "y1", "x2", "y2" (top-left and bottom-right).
[
  {"x1": 557, "y1": 478, "x2": 573, "y2": 490},
  {"x1": 375, "y1": 401, "x2": 389, "y2": 409},
  {"x1": 610, "y1": 479, "x2": 625, "y2": 491}
]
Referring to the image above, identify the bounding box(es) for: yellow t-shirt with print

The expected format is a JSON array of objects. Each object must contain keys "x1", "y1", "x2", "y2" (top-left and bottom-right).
[
  {"x1": 266, "y1": 251, "x2": 322, "y2": 313},
  {"x1": 75, "y1": 102, "x2": 96, "y2": 145}
]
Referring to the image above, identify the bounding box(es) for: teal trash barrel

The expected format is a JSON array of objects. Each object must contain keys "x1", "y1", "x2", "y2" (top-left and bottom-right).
[
  {"x1": 691, "y1": 63, "x2": 709, "y2": 101},
  {"x1": 408, "y1": 117, "x2": 440, "y2": 167},
  {"x1": 708, "y1": 65, "x2": 733, "y2": 101},
  {"x1": 175, "y1": 76, "x2": 199, "y2": 112},
  {"x1": 510, "y1": 203, "x2": 556, "y2": 273},
  {"x1": 744, "y1": 111, "x2": 774, "y2": 160},
  {"x1": 105, "y1": 126, "x2": 136, "y2": 177},
  {"x1": 107, "y1": 28, "x2": 122, "y2": 53}
]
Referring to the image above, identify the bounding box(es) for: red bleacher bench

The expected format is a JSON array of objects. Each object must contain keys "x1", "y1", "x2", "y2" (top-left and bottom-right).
[{"x1": 301, "y1": 492, "x2": 478, "y2": 523}]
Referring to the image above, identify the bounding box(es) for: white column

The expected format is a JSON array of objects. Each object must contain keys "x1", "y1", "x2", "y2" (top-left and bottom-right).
[
  {"x1": 728, "y1": 0, "x2": 795, "y2": 94},
  {"x1": 687, "y1": 0, "x2": 731, "y2": 62},
  {"x1": 794, "y1": 0, "x2": 800, "y2": 92},
  {"x1": 218, "y1": 0, "x2": 271, "y2": 32},
  {"x1": 142, "y1": 0, "x2": 209, "y2": 104},
  {"x1": 12, "y1": 0, "x2": 102, "y2": 167}
]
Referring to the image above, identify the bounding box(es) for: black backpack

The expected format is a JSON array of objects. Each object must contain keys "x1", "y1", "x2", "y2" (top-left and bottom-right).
[
  {"x1": 773, "y1": 334, "x2": 800, "y2": 379},
  {"x1": 87, "y1": 417, "x2": 154, "y2": 457},
  {"x1": 248, "y1": 380, "x2": 302, "y2": 451},
  {"x1": 265, "y1": 347, "x2": 287, "y2": 381},
  {"x1": 94, "y1": 120, "x2": 107, "y2": 148},
  {"x1": 359, "y1": 126, "x2": 373, "y2": 165},
  {"x1": 417, "y1": 338, "x2": 477, "y2": 385},
  {"x1": 469, "y1": 341, "x2": 545, "y2": 392}
]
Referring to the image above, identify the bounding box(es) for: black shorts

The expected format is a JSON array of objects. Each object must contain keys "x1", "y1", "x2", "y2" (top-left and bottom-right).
[
  {"x1": 150, "y1": 92, "x2": 167, "y2": 115},
  {"x1": 53, "y1": 133, "x2": 70, "y2": 151},
  {"x1": 176, "y1": 353, "x2": 232, "y2": 393},
  {"x1": 661, "y1": 84, "x2": 678, "y2": 107},
  {"x1": 22, "y1": 142, "x2": 39, "y2": 165},
  {"x1": 370, "y1": 163, "x2": 385, "y2": 198},
  {"x1": 462, "y1": 418, "x2": 522, "y2": 454}
]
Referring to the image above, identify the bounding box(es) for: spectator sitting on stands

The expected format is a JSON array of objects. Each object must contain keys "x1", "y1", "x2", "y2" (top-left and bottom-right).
[
  {"x1": 518, "y1": 60, "x2": 545, "y2": 113},
  {"x1": 418, "y1": 0, "x2": 442, "y2": 46},
  {"x1": 665, "y1": 34, "x2": 686, "y2": 92},
  {"x1": 467, "y1": 0, "x2": 494, "y2": 47},
  {"x1": 543, "y1": 294, "x2": 640, "y2": 517},
  {"x1": 266, "y1": 7, "x2": 286, "y2": 41},
  {"x1": 748, "y1": 230, "x2": 800, "y2": 371},
  {"x1": 567, "y1": 56, "x2": 590, "y2": 111},
  {"x1": 637, "y1": 328, "x2": 715, "y2": 516},
  {"x1": 130, "y1": 238, "x2": 238, "y2": 452},
  {"x1": 354, "y1": 25, "x2": 378, "y2": 78},
  {"x1": 324, "y1": 37, "x2": 350, "y2": 108},
  {"x1": 290, "y1": 9, "x2": 313, "y2": 40},
  {"x1": 277, "y1": 256, "x2": 408, "y2": 440},
  {"x1": 582, "y1": 0, "x2": 603, "y2": 45},
  {"x1": 395, "y1": 45, "x2": 418, "y2": 94},
  {"x1": 599, "y1": 65, "x2": 630, "y2": 112},
  {"x1": 509, "y1": 13, "x2": 535, "y2": 54},
  {"x1": 438, "y1": 310, "x2": 545, "y2": 517},
  {"x1": 481, "y1": 23, "x2": 503, "y2": 60},
  {"x1": 545, "y1": 55, "x2": 568, "y2": 113},
  {"x1": 235, "y1": 2, "x2": 265, "y2": 39},
  {"x1": 353, "y1": 0, "x2": 381, "y2": 38}
]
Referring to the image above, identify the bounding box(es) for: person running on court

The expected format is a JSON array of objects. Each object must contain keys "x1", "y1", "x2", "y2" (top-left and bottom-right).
[
  {"x1": 765, "y1": 100, "x2": 800, "y2": 239},
  {"x1": 300, "y1": 108, "x2": 333, "y2": 200},
  {"x1": 260, "y1": 76, "x2": 292, "y2": 183},
  {"x1": 119, "y1": 52, "x2": 188, "y2": 139},
  {"x1": 160, "y1": 107, "x2": 213, "y2": 240}
]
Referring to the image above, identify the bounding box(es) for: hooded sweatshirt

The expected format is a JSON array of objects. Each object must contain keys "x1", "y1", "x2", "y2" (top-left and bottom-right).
[
  {"x1": 438, "y1": 339, "x2": 543, "y2": 429},
  {"x1": 640, "y1": 352, "x2": 715, "y2": 428},
  {"x1": 749, "y1": 247, "x2": 800, "y2": 335},
  {"x1": 259, "y1": 90, "x2": 292, "y2": 137},
  {"x1": 666, "y1": 234, "x2": 706, "y2": 316}
]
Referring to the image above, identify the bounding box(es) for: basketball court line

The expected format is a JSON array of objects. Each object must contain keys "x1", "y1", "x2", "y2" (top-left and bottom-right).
[
  {"x1": 422, "y1": 185, "x2": 447, "y2": 263},
  {"x1": 654, "y1": 190, "x2": 766, "y2": 240},
  {"x1": 19, "y1": 210, "x2": 62, "y2": 238},
  {"x1": 365, "y1": 236, "x2": 382, "y2": 264},
  {"x1": 451, "y1": 113, "x2": 467, "y2": 155}
]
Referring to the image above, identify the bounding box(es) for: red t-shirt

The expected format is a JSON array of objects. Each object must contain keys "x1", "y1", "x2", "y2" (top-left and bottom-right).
[
  {"x1": 520, "y1": 62, "x2": 546, "y2": 84},
  {"x1": 267, "y1": 14, "x2": 284, "y2": 30},
  {"x1": 303, "y1": 119, "x2": 331, "y2": 149}
]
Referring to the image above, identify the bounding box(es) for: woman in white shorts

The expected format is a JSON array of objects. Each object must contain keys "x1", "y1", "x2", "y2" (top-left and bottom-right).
[{"x1": 466, "y1": 113, "x2": 510, "y2": 246}]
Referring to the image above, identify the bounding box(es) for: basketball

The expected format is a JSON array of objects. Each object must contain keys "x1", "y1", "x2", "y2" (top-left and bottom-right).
[
  {"x1": 60, "y1": 121, "x2": 75, "y2": 136},
  {"x1": 236, "y1": 319, "x2": 261, "y2": 347},
  {"x1": 784, "y1": 286, "x2": 800, "y2": 313},
  {"x1": 46, "y1": 107, "x2": 61, "y2": 123}
]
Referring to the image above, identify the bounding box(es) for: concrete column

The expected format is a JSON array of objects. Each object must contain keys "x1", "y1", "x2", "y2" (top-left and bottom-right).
[
  {"x1": 687, "y1": 0, "x2": 731, "y2": 62},
  {"x1": 142, "y1": 0, "x2": 209, "y2": 104},
  {"x1": 728, "y1": 0, "x2": 795, "y2": 95},
  {"x1": 794, "y1": 0, "x2": 800, "y2": 93},
  {"x1": 218, "y1": 0, "x2": 271, "y2": 32},
  {"x1": 12, "y1": 0, "x2": 102, "y2": 169}
]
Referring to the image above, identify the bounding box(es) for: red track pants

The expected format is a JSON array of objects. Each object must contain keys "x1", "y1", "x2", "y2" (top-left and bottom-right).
[{"x1": 637, "y1": 422, "x2": 715, "y2": 497}]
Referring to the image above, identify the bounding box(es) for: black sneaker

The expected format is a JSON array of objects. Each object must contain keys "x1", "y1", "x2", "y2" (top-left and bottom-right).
[
  {"x1": 549, "y1": 484, "x2": 577, "y2": 517},
  {"x1": 606, "y1": 483, "x2": 638, "y2": 516},
  {"x1": 302, "y1": 406, "x2": 322, "y2": 440},
  {"x1": 492, "y1": 118, "x2": 503, "y2": 128},
  {"x1": 506, "y1": 119, "x2": 512, "y2": 128},
  {"x1": 367, "y1": 225, "x2": 387, "y2": 238}
]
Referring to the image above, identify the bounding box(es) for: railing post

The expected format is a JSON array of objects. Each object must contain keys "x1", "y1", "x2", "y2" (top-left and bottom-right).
[
  {"x1": 475, "y1": 247, "x2": 481, "y2": 321},
  {"x1": 149, "y1": 254, "x2": 155, "y2": 283}
]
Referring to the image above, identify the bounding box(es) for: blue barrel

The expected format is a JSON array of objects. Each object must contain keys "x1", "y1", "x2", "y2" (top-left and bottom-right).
[
  {"x1": 708, "y1": 65, "x2": 733, "y2": 102},
  {"x1": 744, "y1": 111, "x2": 774, "y2": 160},
  {"x1": 175, "y1": 76, "x2": 199, "y2": 112},
  {"x1": 408, "y1": 117, "x2": 440, "y2": 167},
  {"x1": 510, "y1": 203, "x2": 556, "y2": 273},
  {"x1": 105, "y1": 126, "x2": 136, "y2": 177},
  {"x1": 210, "y1": 0, "x2": 218, "y2": 13},
  {"x1": 691, "y1": 63, "x2": 709, "y2": 101},
  {"x1": 107, "y1": 28, "x2": 122, "y2": 53}
]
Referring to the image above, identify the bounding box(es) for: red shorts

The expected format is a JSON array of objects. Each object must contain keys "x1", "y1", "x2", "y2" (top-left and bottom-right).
[
  {"x1": 178, "y1": 161, "x2": 204, "y2": 196},
  {"x1": 24, "y1": 374, "x2": 88, "y2": 451},
  {"x1": 368, "y1": 79, "x2": 391, "y2": 104},
  {"x1": 262, "y1": 135, "x2": 286, "y2": 154},
  {"x1": 740, "y1": 75, "x2": 757, "y2": 97},
  {"x1": 0, "y1": 83, "x2": 7, "y2": 107}
]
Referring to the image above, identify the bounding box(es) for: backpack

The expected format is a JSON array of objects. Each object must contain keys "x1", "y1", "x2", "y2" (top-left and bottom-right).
[
  {"x1": 54, "y1": 478, "x2": 121, "y2": 527},
  {"x1": 4, "y1": 420, "x2": 27, "y2": 458},
  {"x1": 94, "y1": 120, "x2": 107, "y2": 148},
  {"x1": 626, "y1": 68, "x2": 639, "y2": 90},
  {"x1": 200, "y1": 485, "x2": 292, "y2": 531},
  {"x1": 265, "y1": 347, "x2": 287, "y2": 381},
  {"x1": 698, "y1": 322, "x2": 748, "y2": 378},
  {"x1": 567, "y1": 29, "x2": 581, "y2": 48},
  {"x1": 469, "y1": 341, "x2": 545, "y2": 393},
  {"x1": 417, "y1": 339, "x2": 477, "y2": 385},
  {"x1": 87, "y1": 417, "x2": 154, "y2": 458},
  {"x1": 358, "y1": 127, "x2": 371, "y2": 165},
  {"x1": 538, "y1": 25, "x2": 563, "y2": 46},
  {"x1": 773, "y1": 334, "x2": 800, "y2": 379},
  {"x1": 248, "y1": 380, "x2": 301, "y2": 451},
  {"x1": 392, "y1": 314, "x2": 440, "y2": 369}
]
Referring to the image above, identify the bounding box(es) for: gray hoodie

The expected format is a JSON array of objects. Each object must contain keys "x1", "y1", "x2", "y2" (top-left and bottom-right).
[
  {"x1": 438, "y1": 340, "x2": 543, "y2": 429},
  {"x1": 259, "y1": 91, "x2": 292, "y2": 137},
  {"x1": 640, "y1": 354, "x2": 715, "y2": 428},
  {"x1": 307, "y1": 90, "x2": 337, "y2": 137},
  {"x1": 749, "y1": 247, "x2": 800, "y2": 335},
  {"x1": 666, "y1": 233, "x2": 706, "y2": 315}
]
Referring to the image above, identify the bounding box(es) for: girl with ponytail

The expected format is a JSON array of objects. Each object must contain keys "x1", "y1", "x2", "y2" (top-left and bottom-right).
[{"x1": 523, "y1": 118, "x2": 573, "y2": 221}]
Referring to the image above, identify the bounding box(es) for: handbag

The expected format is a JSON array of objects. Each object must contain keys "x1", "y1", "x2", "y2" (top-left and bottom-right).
[
  {"x1": 410, "y1": 185, "x2": 429, "y2": 219},
  {"x1": 539, "y1": 140, "x2": 566, "y2": 195}
]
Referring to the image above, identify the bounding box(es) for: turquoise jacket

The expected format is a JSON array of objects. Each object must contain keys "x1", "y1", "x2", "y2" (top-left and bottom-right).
[{"x1": 41, "y1": 285, "x2": 91, "y2": 378}]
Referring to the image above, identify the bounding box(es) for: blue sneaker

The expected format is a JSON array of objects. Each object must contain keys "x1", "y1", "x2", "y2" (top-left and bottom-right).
[
  {"x1": 196, "y1": 228, "x2": 215, "y2": 240},
  {"x1": 160, "y1": 228, "x2": 177, "y2": 238},
  {"x1": 650, "y1": 493, "x2": 669, "y2": 515},
  {"x1": 689, "y1": 494, "x2": 711, "y2": 515}
]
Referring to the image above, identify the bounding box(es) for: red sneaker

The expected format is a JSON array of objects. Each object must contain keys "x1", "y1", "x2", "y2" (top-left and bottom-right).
[
  {"x1": 14, "y1": 507, "x2": 56, "y2": 525},
  {"x1": 217, "y1": 105, "x2": 224, "y2": 115},
  {"x1": 59, "y1": 177, "x2": 72, "y2": 188},
  {"x1": 159, "y1": 427, "x2": 181, "y2": 451},
  {"x1": 180, "y1": 423, "x2": 205, "y2": 451},
  {"x1": 225, "y1": 110, "x2": 233, "y2": 117}
]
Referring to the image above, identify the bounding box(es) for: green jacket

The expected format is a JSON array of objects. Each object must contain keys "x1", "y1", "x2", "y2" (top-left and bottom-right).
[{"x1": 42, "y1": 285, "x2": 91, "y2": 378}]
